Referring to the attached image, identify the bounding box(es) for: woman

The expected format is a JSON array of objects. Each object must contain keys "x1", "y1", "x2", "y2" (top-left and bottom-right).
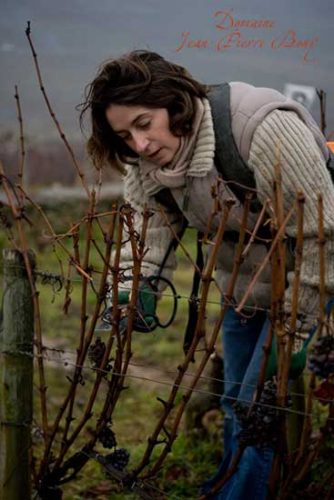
[{"x1": 80, "y1": 50, "x2": 334, "y2": 499}]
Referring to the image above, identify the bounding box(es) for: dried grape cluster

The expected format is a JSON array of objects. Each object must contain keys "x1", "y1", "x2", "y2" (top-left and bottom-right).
[
  {"x1": 234, "y1": 380, "x2": 291, "y2": 449},
  {"x1": 308, "y1": 335, "x2": 334, "y2": 379},
  {"x1": 98, "y1": 425, "x2": 117, "y2": 449},
  {"x1": 88, "y1": 338, "x2": 112, "y2": 372},
  {"x1": 105, "y1": 448, "x2": 130, "y2": 471}
]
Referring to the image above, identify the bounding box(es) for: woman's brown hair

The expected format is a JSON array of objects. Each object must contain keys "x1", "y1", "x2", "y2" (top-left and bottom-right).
[{"x1": 79, "y1": 50, "x2": 207, "y2": 171}]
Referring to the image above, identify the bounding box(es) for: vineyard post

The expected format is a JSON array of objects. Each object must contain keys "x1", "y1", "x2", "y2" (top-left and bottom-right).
[{"x1": 0, "y1": 249, "x2": 35, "y2": 499}]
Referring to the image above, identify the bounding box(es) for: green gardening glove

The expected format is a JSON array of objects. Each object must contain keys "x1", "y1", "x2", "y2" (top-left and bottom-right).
[
  {"x1": 133, "y1": 278, "x2": 158, "y2": 332},
  {"x1": 266, "y1": 336, "x2": 308, "y2": 381}
]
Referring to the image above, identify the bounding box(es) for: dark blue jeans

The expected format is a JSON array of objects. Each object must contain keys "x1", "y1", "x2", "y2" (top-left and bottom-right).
[{"x1": 202, "y1": 306, "x2": 274, "y2": 499}]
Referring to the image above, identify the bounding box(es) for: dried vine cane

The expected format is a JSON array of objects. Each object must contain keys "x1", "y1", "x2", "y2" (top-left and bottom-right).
[
  {"x1": 16, "y1": 188, "x2": 92, "y2": 280},
  {"x1": 58, "y1": 191, "x2": 98, "y2": 451},
  {"x1": 122, "y1": 206, "x2": 151, "y2": 373},
  {"x1": 14, "y1": 85, "x2": 26, "y2": 206},
  {"x1": 264, "y1": 194, "x2": 306, "y2": 498},
  {"x1": 235, "y1": 204, "x2": 295, "y2": 314},
  {"x1": 71, "y1": 224, "x2": 81, "y2": 269},
  {"x1": 129, "y1": 200, "x2": 235, "y2": 480},
  {"x1": 79, "y1": 191, "x2": 97, "y2": 351},
  {"x1": 199, "y1": 448, "x2": 245, "y2": 500},
  {"x1": 231, "y1": 193, "x2": 269, "y2": 407},
  {"x1": 206, "y1": 191, "x2": 300, "y2": 498},
  {"x1": 251, "y1": 188, "x2": 292, "y2": 407},
  {"x1": 60, "y1": 222, "x2": 119, "y2": 459},
  {"x1": 0, "y1": 162, "x2": 49, "y2": 438},
  {"x1": 53, "y1": 214, "x2": 121, "y2": 478},
  {"x1": 63, "y1": 261, "x2": 73, "y2": 315},
  {"x1": 291, "y1": 399, "x2": 334, "y2": 488},
  {"x1": 280, "y1": 193, "x2": 305, "y2": 396},
  {"x1": 94, "y1": 206, "x2": 151, "y2": 431},
  {"x1": 223, "y1": 193, "x2": 252, "y2": 307},
  {"x1": 241, "y1": 199, "x2": 269, "y2": 260},
  {"x1": 201, "y1": 194, "x2": 289, "y2": 499},
  {"x1": 149, "y1": 199, "x2": 239, "y2": 478},
  {"x1": 52, "y1": 208, "x2": 120, "y2": 472},
  {"x1": 279, "y1": 196, "x2": 327, "y2": 496},
  {"x1": 39, "y1": 207, "x2": 117, "y2": 477},
  {"x1": 55, "y1": 205, "x2": 151, "y2": 481},
  {"x1": 295, "y1": 194, "x2": 326, "y2": 465},
  {"x1": 25, "y1": 21, "x2": 91, "y2": 199},
  {"x1": 178, "y1": 197, "x2": 254, "y2": 500},
  {"x1": 268, "y1": 161, "x2": 290, "y2": 494},
  {"x1": 201, "y1": 178, "x2": 222, "y2": 245},
  {"x1": 158, "y1": 204, "x2": 201, "y2": 275}
]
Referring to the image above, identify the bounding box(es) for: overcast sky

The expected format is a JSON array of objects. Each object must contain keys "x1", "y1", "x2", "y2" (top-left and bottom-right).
[{"x1": 1, "y1": 0, "x2": 333, "y2": 145}]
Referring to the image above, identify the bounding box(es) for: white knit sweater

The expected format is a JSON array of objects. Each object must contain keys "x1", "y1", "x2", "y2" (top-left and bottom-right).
[{"x1": 118, "y1": 102, "x2": 334, "y2": 332}]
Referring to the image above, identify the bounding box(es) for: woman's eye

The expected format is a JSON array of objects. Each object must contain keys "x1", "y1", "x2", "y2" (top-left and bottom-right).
[
  {"x1": 138, "y1": 121, "x2": 150, "y2": 129},
  {"x1": 119, "y1": 134, "x2": 131, "y2": 141}
]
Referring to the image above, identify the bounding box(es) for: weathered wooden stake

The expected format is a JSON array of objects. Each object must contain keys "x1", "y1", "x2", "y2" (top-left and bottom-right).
[{"x1": 0, "y1": 249, "x2": 35, "y2": 499}]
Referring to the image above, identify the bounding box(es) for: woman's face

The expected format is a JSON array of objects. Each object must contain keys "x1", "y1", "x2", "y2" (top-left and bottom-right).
[{"x1": 105, "y1": 104, "x2": 181, "y2": 166}]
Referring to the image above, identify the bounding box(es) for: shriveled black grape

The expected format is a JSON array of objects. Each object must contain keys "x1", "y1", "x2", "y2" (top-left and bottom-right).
[
  {"x1": 105, "y1": 448, "x2": 130, "y2": 471},
  {"x1": 88, "y1": 338, "x2": 106, "y2": 366},
  {"x1": 234, "y1": 380, "x2": 291, "y2": 449},
  {"x1": 98, "y1": 426, "x2": 117, "y2": 449},
  {"x1": 88, "y1": 338, "x2": 112, "y2": 372},
  {"x1": 308, "y1": 335, "x2": 334, "y2": 379}
]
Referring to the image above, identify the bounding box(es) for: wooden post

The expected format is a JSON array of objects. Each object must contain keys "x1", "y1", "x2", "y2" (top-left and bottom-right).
[{"x1": 0, "y1": 249, "x2": 35, "y2": 499}]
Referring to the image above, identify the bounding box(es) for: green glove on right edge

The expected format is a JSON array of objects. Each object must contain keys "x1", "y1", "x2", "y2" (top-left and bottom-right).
[{"x1": 266, "y1": 336, "x2": 308, "y2": 381}]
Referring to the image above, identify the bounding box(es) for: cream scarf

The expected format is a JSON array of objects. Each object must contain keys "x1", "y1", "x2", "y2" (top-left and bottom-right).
[{"x1": 140, "y1": 98, "x2": 205, "y2": 196}]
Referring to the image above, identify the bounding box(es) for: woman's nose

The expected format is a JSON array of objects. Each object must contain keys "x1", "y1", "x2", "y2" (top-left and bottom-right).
[{"x1": 133, "y1": 133, "x2": 150, "y2": 154}]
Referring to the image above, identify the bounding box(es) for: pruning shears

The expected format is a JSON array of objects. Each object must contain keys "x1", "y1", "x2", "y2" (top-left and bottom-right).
[{"x1": 95, "y1": 276, "x2": 178, "y2": 334}]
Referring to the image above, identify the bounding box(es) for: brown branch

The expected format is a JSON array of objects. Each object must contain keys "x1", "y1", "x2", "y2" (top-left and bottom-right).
[
  {"x1": 201, "y1": 178, "x2": 222, "y2": 244},
  {"x1": 17, "y1": 187, "x2": 91, "y2": 281},
  {"x1": 59, "y1": 192, "x2": 97, "y2": 448},
  {"x1": 25, "y1": 21, "x2": 91, "y2": 199},
  {"x1": 293, "y1": 194, "x2": 326, "y2": 470},
  {"x1": 241, "y1": 199, "x2": 269, "y2": 259},
  {"x1": 122, "y1": 206, "x2": 150, "y2": 373},
  {"x1": 281, "y1": 193, "x2": 305, "y2": 391},
  {"x1": 273, "y1": 159, "x2": 288, "y2": 403},
  {"x1": 96, "y1": 207, "x2": 151, "y2": 432},
  {"x1": 236, "y1": 203, "x2": 295, "y2": 313},
  {"x1": 268, "y1": 157, "x2": 290, "y2": 492},
  {"x1": 199, "y1": 448, "x2": 245, "y2": 499},
  {"x1": 62, "y1": 261, "x2": 73, "y2": 314},
  {"x1": 189, "y1": 198, "x2": 254, "y2": 495},
  {"x1": 61, "y1": 208, "x2": 117, "y2": 450},
  {"x1": 133, "y1": 200, "x2": 235, "y2": 479},
  {"x1": 159, "y1": 204, "x2": 200, "y2": 274},
  {"x1": 14, "y1": 85, "x2": 26, "y2": 199},
  {"x1": 57, "y1": 205, "x2": 149, "y2": 472},
  {"x1": 39, "y1": 206, "x2": 117, "y2": 476}
]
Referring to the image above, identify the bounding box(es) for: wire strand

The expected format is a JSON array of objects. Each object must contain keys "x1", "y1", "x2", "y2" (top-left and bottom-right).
[
  {"x1": 1, "y1": 263, "x2": 333, "y2": 323},
  {"x1": 38, "y1": 343, "x2": 333, "y2": 404},
  {"x1": 16, "y1": 349, "x2": 334, "y2": 420}
]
